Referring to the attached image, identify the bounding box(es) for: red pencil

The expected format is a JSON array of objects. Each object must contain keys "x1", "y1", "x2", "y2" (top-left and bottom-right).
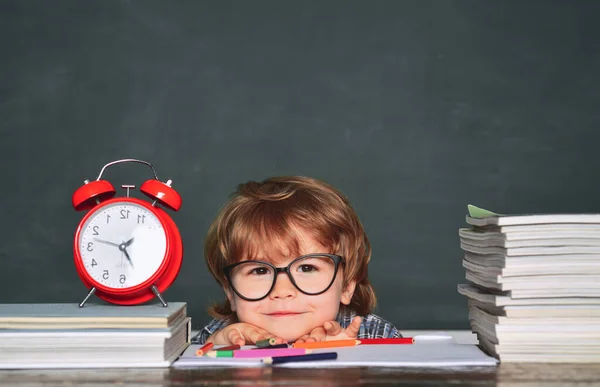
[
  {"x1": 196, "y1": 342, "x2": 215, "y2": 356},
  {"x1": 359, "y1": 338, "x2": 414, "y2": 345}
]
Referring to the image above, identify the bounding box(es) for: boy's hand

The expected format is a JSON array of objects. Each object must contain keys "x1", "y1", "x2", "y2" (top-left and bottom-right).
[
  {"x1": 295, "y1": 316, "x2": 362, "y2": 343},
  {"x1": 206, "y1": 323, "x2": 286, "y2": 346}
]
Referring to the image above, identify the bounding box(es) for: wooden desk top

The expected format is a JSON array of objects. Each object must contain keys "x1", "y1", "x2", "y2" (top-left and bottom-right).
[{"x1": 1, "y1": 363, "x2": 600, "y2": 386}]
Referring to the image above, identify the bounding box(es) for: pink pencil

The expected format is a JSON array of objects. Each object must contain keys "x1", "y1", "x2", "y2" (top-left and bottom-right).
[{"x1": 234, "y1": 348, "x2": 308, "y2": 358}]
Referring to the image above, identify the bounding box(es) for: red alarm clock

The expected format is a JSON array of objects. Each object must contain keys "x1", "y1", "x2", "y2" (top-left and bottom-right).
[{"x1": 72, "y1": 159, "x2": 183, "y2": 307}]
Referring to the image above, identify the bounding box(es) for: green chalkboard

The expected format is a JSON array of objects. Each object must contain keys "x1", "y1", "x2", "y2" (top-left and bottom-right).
[{"x1": 1, "y1": 0, "x2": 599, "y2": 331}]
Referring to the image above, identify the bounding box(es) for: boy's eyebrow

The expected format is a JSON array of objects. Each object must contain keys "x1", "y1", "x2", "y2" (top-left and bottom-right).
[
  {"x1": 248, "y1": 257, "x2": 267, "y2": 261},
  {"x1": 243, "y1": 256, "x2": 291, "y2": 264},
  {"x1": 242, "y1": 257, "x2": 272, "y2": 263}
]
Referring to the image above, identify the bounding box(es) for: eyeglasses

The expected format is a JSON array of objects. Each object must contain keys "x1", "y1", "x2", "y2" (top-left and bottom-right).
[{"x1": 223, "y1": 254, "x2": 344, "y2": 301}]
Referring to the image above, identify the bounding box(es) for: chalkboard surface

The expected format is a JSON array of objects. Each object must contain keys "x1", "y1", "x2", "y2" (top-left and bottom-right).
[{"x1": 1, "y1": 0, "x2": 600, "y2": 331}]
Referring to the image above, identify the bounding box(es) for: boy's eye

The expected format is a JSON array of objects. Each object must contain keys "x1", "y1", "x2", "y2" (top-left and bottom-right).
[
  {"x1": 249, "y1": 267, "x2": 271, "y2": 276},
  {"x1": 297, "y1": 264, "x2": 318, "y2": 273}
]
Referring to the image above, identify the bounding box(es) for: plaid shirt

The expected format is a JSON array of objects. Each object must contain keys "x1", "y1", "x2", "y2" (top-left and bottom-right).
[{"x1": 191, "y1": 310, "x2": 401, "y2": 345}]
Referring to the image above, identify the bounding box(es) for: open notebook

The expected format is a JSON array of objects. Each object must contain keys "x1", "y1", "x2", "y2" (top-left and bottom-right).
[{"x1": 172, "y1": 335, "x2": 498, "y2": 368}]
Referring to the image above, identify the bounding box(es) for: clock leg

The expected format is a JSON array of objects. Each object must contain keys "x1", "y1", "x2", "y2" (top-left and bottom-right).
[
  {"x1": 151, "y1": 285, "x2": 168, "y2": 307},
  {"x1": 79, "y1": 287, "x2": 97, "y2": 308}
]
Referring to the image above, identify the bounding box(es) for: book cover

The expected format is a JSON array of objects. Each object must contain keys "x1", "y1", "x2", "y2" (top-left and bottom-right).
[
  {"x1": 466, "y1": 205, "x2": 600, "y2": 227},
  {"x1": 0, "y1": 302, "x2": 187, "y2": 329}
]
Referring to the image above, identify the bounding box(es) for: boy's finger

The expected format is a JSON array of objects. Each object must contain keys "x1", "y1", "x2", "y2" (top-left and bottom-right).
[
  {"x1": 246, "y1": 329, "x2": 269, "y2": 344},
  {"x1": 295, "y1": 335, "x2": 309, "y2": 344},
  {"x1": 324, "y1": 321, "x2": 342, "y2": 336},
  {"x1": 247, "y1": 329, "x2": 286, "y2": 345},
  {"x1": 346, "y1": 316, "x2": 362, "y2": 338},
  {"x1": 308, "y1": 326, "x2": 326, "y2": 342},
  {"x1": 227, "y1": 328, "x2": 246, "y2": 346},
  {"x1": 244, "y1": 327, "x2": 286, "y2": 345}
]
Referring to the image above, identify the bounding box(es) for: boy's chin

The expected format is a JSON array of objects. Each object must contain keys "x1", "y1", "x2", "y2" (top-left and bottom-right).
[{"x1": 268, "y1": 327, "x2": 311, "y2": 343}]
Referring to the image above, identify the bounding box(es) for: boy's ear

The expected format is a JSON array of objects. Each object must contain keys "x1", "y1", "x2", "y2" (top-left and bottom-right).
[
  {"x1": 225, "y1": 288, "x2": 236, "y2": 312},
  {"x1": 340, "y1": 280, "x2": 356, "y2": 305}
]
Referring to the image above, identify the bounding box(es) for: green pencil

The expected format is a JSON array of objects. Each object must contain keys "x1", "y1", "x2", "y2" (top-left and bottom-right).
[
  {"x1": 206, "y1": 350, "x2": 233, "y2": 358},
  {"x1": 255, "y1": 338, "x2": 278, "y2": 348}
]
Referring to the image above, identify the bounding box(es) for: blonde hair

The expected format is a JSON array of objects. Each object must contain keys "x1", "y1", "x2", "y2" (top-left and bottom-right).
[{"x1": 204, "y1": 176, "x2": 376, "y2": 320}]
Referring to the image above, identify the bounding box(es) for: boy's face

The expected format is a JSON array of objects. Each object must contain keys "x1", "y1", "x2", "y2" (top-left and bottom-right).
[{"x1": 225, "y1": 227, "x2": 356, "y2": 342}]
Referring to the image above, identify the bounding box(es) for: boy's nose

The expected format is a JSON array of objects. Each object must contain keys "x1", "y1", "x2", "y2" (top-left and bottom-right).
[{"x1": 269, "y1": 272, "x2": 297, "y2": 300}]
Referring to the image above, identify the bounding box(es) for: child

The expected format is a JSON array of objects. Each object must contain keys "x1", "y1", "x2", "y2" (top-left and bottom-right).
[{"x1": 192, "y1": 176, "x2": 401, "y2": 345}]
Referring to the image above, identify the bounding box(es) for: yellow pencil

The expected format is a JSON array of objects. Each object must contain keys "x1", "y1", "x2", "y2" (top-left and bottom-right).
[{"x1": 292, "y1": 339, "x2": 360, "y2": 349}]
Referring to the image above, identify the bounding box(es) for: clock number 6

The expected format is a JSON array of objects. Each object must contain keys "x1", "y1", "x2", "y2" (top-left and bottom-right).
[{"x1": 120, "y1": 274, "x2": 126, "y2": 284}]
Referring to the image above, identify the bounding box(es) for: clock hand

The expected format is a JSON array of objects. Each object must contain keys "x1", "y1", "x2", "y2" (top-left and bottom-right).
[
  {"x1": 93, "y1": 238, "x2": 120, "y2": 248},
  {"x1": 95, "y1": 238, "x2": 132, "y2": 268},
  {"x1": 120, "y1": 245, "x2": 134, "y2": 269},
  {"x1": 123, "y1": 249, "x2": 134, "y2": 269}
]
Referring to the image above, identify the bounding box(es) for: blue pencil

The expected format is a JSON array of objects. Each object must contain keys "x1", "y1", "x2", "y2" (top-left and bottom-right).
[{"x1": 262, "y1": 352, "x2": 338, "y2": 365}]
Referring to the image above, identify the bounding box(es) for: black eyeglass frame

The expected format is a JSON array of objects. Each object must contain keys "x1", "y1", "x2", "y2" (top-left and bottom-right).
[{"x1": 223, "y1": 253, "x2": 344, "y2": 302}]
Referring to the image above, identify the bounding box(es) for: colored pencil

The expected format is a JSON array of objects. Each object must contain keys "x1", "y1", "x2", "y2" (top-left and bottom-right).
[
  {"x1": 263, "y1": 352, "x2": 338, "y2": 365},
  {"x1": 206, "y1": 350, "x2": 234, "y2": 358},
  {"x1": 195, "y1": 342, "x2": 214, "y2": 356},
  {"x1": 235, "y1": 348, "x2": 308, "y2": 359},
  {"x1": 216, "y1": 344, "x2": 241, "y2": 351},
  {"x1": 206, "y1": 348, "x2": 309, "y2": 358},
  {"x1": 255, "y1": 338, "x2": 278, "y2": 348},
  {"x1": 252, "y1": 343, "x2": 288, "y2": 349},
  {"x1": 292, "y1": 339, "x2": 360, "y2": 349},
  {"x1": 358, "y1": 338, "x2": 414, "y2": 345}
]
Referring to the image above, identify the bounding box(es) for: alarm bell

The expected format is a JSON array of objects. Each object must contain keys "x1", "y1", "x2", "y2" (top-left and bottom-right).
[
  {"x1": 72, "y1": 180, "x2": 116, "y2": 211},
  {"x1": 140, "y1": 179, "x2": 182, "y2": 211},
  {"x1": 71, "y1": 158, "x2": 182, "y2": 212}
]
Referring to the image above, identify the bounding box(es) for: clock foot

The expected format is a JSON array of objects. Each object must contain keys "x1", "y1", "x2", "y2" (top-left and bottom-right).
[
  {"x1": 79, "y1": 287, "x2": 97, "y2": 308},
  {"x1": 151, "y1": 285, "x2": 168, "y2": 307}
]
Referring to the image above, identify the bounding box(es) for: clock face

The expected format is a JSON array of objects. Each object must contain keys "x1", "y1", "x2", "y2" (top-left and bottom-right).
[{"x1": 78, "y1": 201, "x2": 167, "y2": 289}]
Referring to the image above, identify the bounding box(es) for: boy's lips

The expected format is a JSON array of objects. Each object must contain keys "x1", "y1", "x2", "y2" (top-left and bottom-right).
[{"x1": 266, "y1": 311, "x2": 305, "y2": 317}]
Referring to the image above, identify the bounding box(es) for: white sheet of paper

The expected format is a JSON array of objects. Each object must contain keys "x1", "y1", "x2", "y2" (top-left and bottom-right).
[{"x1": 172, "y1": 337, "x2": 498, "y2": 368}]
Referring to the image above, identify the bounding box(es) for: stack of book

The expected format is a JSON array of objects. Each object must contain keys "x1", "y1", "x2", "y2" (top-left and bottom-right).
[
  {"x1": 458, "y1": 205, "x2": 600, "y2": 363},
  {"x1": 0, "y1": 302, "x2": 190, "y2": 369}
]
